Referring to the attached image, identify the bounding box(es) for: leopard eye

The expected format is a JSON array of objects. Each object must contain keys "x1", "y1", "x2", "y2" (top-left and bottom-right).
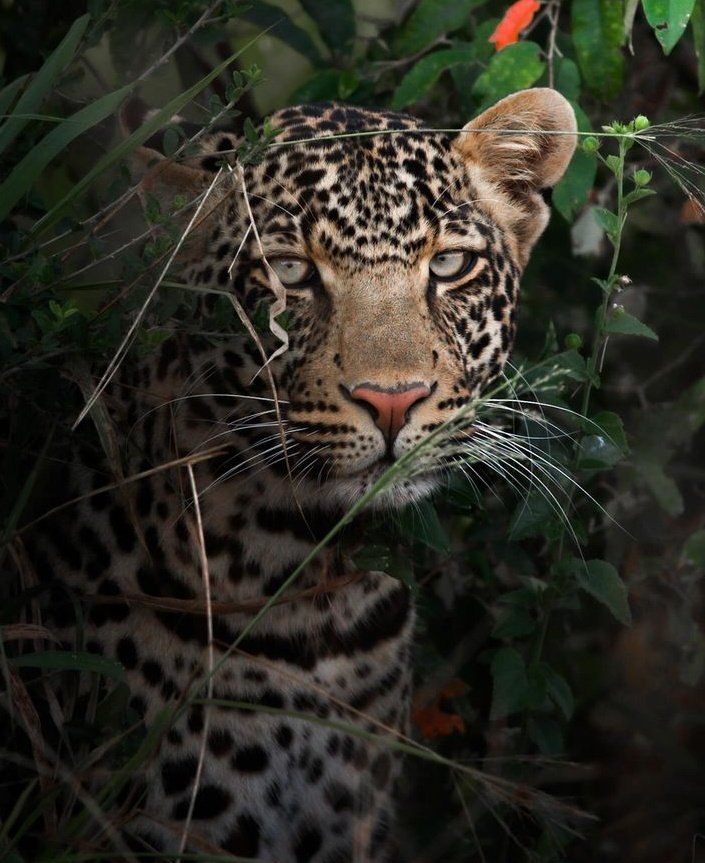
[
  {"x1": 269, "y1": 257, "x2": 314, "y2": 286},
  {"x1": 429, "y1": 251, "x2": 474, "y2": 280}
]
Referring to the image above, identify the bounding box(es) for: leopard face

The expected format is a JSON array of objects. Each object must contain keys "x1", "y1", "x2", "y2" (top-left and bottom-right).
[{"x1": 140, "y1": 89, "x2": 576, "y2": 510}]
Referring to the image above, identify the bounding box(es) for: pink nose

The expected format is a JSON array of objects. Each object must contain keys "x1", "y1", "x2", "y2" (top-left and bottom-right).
[{"x1": 350, "y1": 382, "x2": 431, "y2": 442}]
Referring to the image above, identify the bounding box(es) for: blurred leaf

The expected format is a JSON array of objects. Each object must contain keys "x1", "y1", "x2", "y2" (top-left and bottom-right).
[
  {"x1": 10, "y1": 650, "x2": 126, "y2": 682},
  {"x1": 640, "y1": 460, "x2": 684, "y2": 515},
  {"x1": 509, "y1": 492, "x2": 562, "y2": 541},
  {"x1": 352, "y1": 543, "x2": 394, "y2": 572},
  {"x1": 541, "y1": 665, "x2": 575, "y2": 719},
  {"x1": 393, "y1": 0, "x2": 487, "y2": 56},
  {"x1": 490, "y1": 647, "x2": 527, "y2": 719},
  {"x1": 391, "y1": 43, "x2": 480, "y2": 109},
  {"x1": 471, "y1": 41, "x2": 544, "y2": 108},
  {"x1": 527, "y1": 715, "x2": 564, "y2": 755},
  {"x1": 570, "y1": 558, "x2": 632, "y2": 625},
  {"x1": 397, "y1": 500, "x2": 451, "y2": 555},
  {"x1": 292, "y1": 68, "x2": 359, "y2": 102},
  {"x1": 240, "y1": 1, "x2": 323, "y2": 63},
  {"x1": 0, "y1": 85, "x2": 132, "y2": 223},
  {"x1": 553, "y1": 87, "x2": 597, "y2": 221},
  {"x1": 684, "y1": 529, "x2": 705, "y2": 566},
  {"x1": 572, "y1": 0, "x2": 625, "y2": 100},
  {"x1": 643, "y1": 0, "x2": 697, "y2": 54},
  {"x1": 300, "y1": 0, "x2": 356, "y2": 53},
  {"x1": 492, "y1": 606, "x2": 537, "y2": 638},
  {"x1": 553, "y1": 144, "x2": 597, "y2": 221},
  {"x1": 691, "y1": 0, "x2": 705, "y2": 92},
  {"x1": 0, "y1": 14, "x2": 89, "y2": 157},
  {"x1": 604, "y1": 309, "x2": 659, "y2": 340},
  {"x1": 555, "y1": 56, "x2": 581, "y2": 101}
]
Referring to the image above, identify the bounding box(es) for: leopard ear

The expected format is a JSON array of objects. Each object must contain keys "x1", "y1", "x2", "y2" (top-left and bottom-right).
[
  {"x1": 453, "y1": 88, "x2": 577, "y2": 191},
  {"x1": 452, "y1": 89, "x2": 577, "y2": 262},
  {"x1": 120, "y1": 100, "x2": 224, "y2": 218}
]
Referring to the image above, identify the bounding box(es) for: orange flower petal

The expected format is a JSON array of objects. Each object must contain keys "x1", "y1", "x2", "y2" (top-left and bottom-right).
[
  {"x1": 489, "y1": 0, "x2": 541, "y2": 51},
  {"x1": 413, "y1": 704, "x2": 465, "y2": 739}
]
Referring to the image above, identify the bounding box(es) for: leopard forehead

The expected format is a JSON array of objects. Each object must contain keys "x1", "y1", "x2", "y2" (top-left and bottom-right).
[{"x1": 201, "y1": 102, "x2": 504, "y2": 271}]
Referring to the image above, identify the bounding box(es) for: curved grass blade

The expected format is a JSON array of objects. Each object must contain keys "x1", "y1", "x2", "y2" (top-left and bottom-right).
[
  {"x1": 0, "y1": 85, "x2": 132, "y2": 223},
  {"x1": 9, "y1": 650, "x2": 125, "y2": 683},
  {"x1": 0, "y1": 73, "x2": 29, "y2": 119},
  {"x1": 0, "y1": 13, "x2": 90, "y2": 157},
  {"x1": 30, "y1": 30, "x2": 267, "y2": 240}
]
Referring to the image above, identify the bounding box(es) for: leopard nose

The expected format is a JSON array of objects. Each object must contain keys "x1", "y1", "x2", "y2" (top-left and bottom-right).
[{"x1": 349, "y1": 382, "x2": 432, "y2": 443}]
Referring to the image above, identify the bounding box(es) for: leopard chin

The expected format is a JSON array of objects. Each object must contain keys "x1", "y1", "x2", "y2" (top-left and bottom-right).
[{"x1": 318, "y1": 464, "x2": 441, "y2": 512}]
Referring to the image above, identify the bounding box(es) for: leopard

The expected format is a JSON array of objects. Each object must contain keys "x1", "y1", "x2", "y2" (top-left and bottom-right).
[{"x1": 27, "y1": 88, "x2": 576, "y2": 860}]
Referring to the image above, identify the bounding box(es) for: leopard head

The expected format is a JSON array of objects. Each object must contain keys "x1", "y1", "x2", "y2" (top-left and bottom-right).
[{"x1": 133, "y1": 89, "x2": 576, "y2": 509}]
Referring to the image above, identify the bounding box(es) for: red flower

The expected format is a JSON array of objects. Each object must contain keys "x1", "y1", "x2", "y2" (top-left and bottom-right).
[{"x1": 489, "y1": 0, "x2": 541, "y2": 51}]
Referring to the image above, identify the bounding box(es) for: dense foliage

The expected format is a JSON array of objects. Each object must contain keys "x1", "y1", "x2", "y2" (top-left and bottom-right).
[{"x1": 1, "y1": 1, "x2": 704, "y2": 861}]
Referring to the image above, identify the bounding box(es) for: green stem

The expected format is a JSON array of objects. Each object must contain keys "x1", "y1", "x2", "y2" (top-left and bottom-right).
[{"x1": 581, "y1": 137, "x2": 628, "y2": 418}]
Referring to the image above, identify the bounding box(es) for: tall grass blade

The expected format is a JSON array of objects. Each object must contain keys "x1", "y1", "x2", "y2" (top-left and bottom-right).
[
  {"x1": 30, "y1": 31, "x2": 267, "y2": 239},
  {"x1": 0, "y1": 85, "x2": 132, "y2": 222},
  {"x1": 0, "y1": 13, "x2": 90, "y2": 156}
]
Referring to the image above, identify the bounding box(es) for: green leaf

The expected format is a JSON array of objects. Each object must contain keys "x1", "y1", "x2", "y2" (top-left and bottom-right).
[
  {"x1": 490, "y1": 647, "x2": 527, "y2": 719},
  {"x1": 291, "y1": 68, "x2": 360, "y2": 102},
  {"x1": 640, "y1": 459, "x2": 684, "y2": 516},
  {"x1": 471, "y1": 41, "x2": 545, "y2": 109},
  {"x1": 592, "y1": 206, "x2": 620, "y2": 237},
  {"x1": 527, "y1": 715, "x2": 564, "y2": 755},
  {"x1": 391, "y1": 44, "x2": 480, "y2": 109},
  {"x1": 555, "y1": 57, "x2": 581, "y2": 102},
  {"x1": 577, "y1": 433, "x2": 623, "y2": 469},
  {"x1": 30, "y1": 34, "x2": 261, "y2": 239},
  {"x1": 604, "y1": 309, "x2": 659, "y2": 340},
  {"x1": 0, "y1": 85, "x2": 132, "y2": 224},
  {"x1": 548, "y1": 349, "x2": 590, "y2": 383},
  {"x1": 553, "y1": 104, "x2": 597, "y2": 221},
  {"x1": 397, "y1": 499, "x2": 451, "y2": 555},
  {"x1": 492, "y1": 606, "x2": 537, "y2": 639},
  {"x1": 240, "y1": 1, "x2": 323, "y2": 63},
  {"x1": 299, "y1": 0, "x2": 356, "y2": 53},
  {"x1": 0, "y1": 14, "x2": 90, "y2": 157},
  {"x1": 572, "y1": 0, "x2": 625, "y2": 100},
  {"x1": 509, "y1": 492, "x2": 562, "y2": 541},
  {"x1": 684, "y1": 529, "x2": 705, "y2": 566},
  {"x1": 622, "y1": 187, "x2": 658, "y2": 205},
  {"x1": 643, "y1": 0, "x2": 697, "y2": 54},
  {"x1": 584, "y1": 410, "x2": 628, "y2": 451},
  {"x1": 352, "y1": 544, "x2": 393, "y2": 572},
  {"x1": 570, "y1": 558, "x2": 632, "y2": 625},
  {"x1": 542, "y1": 667, "x2": 575, "y2": 719},
  {"x1": 9, "y1": 650, "x2": 126, "y2": 682},
  {"x1": 553, "y1": 158, "x2": 596, "y2": 222},
  {"x1": 393, "y1": 0, "x2": 487, "y2": 56},
  {"x1": 691, "y1": 0, "x2": 705, "y2": 92}
]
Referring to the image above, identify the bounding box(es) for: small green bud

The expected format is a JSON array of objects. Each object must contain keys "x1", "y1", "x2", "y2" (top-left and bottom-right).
[
  {"x1": 633, "y1": 169, "x2": 652, "y2": 187},
  {"x1": 633, "y1": 115, "x2": 650, "y2": 132},
  {"x1": 612, "y1": 304, "x2": 625, "y2": 317},
  {"x1": 582, "y1": 136, "x2": 600, "y2": 153},
  {"x1": 565, "y1": 333, "x2": 583, "y2": 350}
]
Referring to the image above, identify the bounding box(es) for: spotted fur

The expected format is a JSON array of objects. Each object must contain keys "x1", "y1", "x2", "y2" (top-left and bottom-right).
[{"x1": 32, "y1": 90, "x2": 576, "y2": 859}]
